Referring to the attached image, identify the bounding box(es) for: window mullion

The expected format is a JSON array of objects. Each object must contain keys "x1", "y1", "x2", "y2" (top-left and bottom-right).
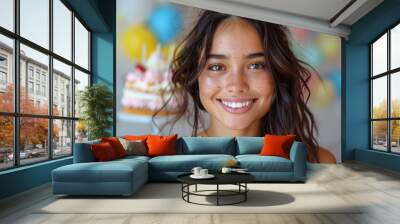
[
  {"x1": 49, "y1": 0, "x2": 53, "y2": 160},
  {"x1": 71, "y1": 11, "x2": 76, "y2": 155},
  {"x1": 388, "y1": 29, "x2": 391, "y2": 152}
]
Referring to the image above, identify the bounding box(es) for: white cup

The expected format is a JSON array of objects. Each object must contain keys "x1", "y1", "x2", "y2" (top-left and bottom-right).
[
  {"x1": 221, "y1": 167, "x2": 232, "y2": 174},
  {"x1": 200, "y1": 169, "x2": 208, "y2": 176},
  {"x1": 191, "y1": 167, "x2": 202, "y2": 176}
]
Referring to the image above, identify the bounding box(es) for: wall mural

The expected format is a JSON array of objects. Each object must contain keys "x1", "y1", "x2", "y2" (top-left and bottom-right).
[{"x1": 116, "y1": 0, "x2": 341, "y2": 162}]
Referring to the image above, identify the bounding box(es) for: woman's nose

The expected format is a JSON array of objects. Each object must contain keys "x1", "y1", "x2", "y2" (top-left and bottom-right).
[{"x1": 225, "y1": 68, "x2": 249, "y2": 93}]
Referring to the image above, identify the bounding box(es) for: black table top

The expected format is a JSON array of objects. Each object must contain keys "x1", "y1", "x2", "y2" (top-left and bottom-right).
[{"x1": 177, "y1": 172, "x2": 255, "y2": 185}]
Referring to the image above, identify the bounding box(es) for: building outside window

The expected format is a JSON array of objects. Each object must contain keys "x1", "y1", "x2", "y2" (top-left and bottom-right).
[
  {"x1": 371, "y1": 23, "x2": 400, "y2": 154},
  {"x1": 0, "y1": 0, "x2": 91, "y2": 171}
]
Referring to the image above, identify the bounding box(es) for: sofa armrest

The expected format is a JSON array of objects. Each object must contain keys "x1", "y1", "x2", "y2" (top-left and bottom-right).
[
  {"x1": 289, "y1": 141, "x2": 307, "y2": 181},
  {"x1": 73, "y1": 141, "x2": 99, "y2": 163}
]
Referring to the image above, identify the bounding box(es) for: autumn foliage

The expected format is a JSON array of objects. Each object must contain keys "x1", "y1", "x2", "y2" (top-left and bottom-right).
[{"x1": 0, "y1": 84, "x2": 59, "y2": 150}]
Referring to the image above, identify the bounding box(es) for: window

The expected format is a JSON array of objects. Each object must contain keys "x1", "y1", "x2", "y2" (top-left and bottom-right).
[
  {"x1": 28, "y1": 81, "x2": 34, "y2": 94},
  {"x1": 28, "y1": 67, "x2": 34, "y2": 80},
  {"x1": 0, "y1": 0, "x2": 91, "y2": 170},
  {"x1": 0, "y1": 71, "x2": 6, "y2": 85},
  {"x1": 42, "y1": 85, "x2": 46, "y2": 97},
  {"x1": 371, "y1": 23, "x2": 400, "y2": 154}
]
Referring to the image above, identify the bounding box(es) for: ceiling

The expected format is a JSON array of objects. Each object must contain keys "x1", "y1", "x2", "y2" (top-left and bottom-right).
[{"x1": 169, "y1": 0, "x2": 384, "y2": 37}]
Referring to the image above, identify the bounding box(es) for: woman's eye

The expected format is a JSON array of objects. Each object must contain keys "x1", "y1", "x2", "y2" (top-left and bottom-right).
[
  {"x1": 208, "y1": 64, "x2": 225, "y2": 71},
  {"x1": 248, "y1": 62, "x2": 265, "y2": 70}
]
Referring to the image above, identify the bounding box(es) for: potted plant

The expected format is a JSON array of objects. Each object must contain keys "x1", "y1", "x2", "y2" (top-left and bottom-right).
[{"x1": 79, "y1": 84, "x2": 113, "y2": 140}]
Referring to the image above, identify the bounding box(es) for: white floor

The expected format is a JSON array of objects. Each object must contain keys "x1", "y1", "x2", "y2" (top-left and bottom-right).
[{"x1": 1, "y1": 162, "x2": 400, "y2": 224}]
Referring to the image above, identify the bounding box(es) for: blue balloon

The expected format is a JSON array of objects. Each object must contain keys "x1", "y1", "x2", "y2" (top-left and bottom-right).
[
  {"x1": 304, "y1": 45, "x2": 324, "y2": 68},
  {"x1": 328, "y1": 69, "x2": 341, "y2": 97},
  {"x1": 148, "y1": 4, "x2": 183, "y2": 44}
]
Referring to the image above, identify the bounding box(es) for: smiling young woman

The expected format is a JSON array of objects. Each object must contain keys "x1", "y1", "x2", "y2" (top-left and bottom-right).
[{"x1": 156, "y1": 10, "x2": 336, "y2": 163}]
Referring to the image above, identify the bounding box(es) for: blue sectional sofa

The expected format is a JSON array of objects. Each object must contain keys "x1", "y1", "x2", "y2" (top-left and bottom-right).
[{"x1": 52, "y1": 137, "x2": 307, "y2": 196}]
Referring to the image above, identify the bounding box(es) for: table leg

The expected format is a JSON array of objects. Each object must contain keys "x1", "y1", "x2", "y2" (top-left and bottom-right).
[
  {"x1": 217, "y1": 184, "x2": 219, "y2": 206},
  {"x1": 195, "y1": 184, "x2": 197, "y2": 192}
]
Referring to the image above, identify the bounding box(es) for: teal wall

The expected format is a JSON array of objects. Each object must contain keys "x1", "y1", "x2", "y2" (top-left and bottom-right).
[
  {"x1": 344, "y1": 0, "x2": 400, "y2": 171},
  {"x1": 0, "y1": 0, "x2": 115, "y2": 200}
]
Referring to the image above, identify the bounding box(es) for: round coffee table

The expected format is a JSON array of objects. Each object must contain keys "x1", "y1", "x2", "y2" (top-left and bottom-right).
[{"x1": 177, "y1": 173, "x2": 255, "y2": 206}]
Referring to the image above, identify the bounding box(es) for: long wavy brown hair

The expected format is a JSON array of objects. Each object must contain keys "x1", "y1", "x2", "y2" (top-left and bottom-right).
[{"x1": 154, "y1": 10, "x2": 319, "y2": 162}]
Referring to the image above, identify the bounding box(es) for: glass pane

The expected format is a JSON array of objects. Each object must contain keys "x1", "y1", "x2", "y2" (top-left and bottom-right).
[
  {"x1": 74, "y1": 17, "x2": 89, "y2": 70},
  {"x1": 0, "y1": 0, "x2": 14, "y2": 31},
  {"x1": 20, "y1": 0, "x2": 49, "y2": 49},
  {"x1": 372, "y1": 77, "x2": 387, "y2": 119},
  {"x1": 53, "y1": 119, "x2": 72, "y2": 157},
  {"x1": 20, "y1": 117, "x2": 49, "y2": 165},
  {"x1": 53, "y1": 0, "x2": 72, "y2": 60},
  {"x1": 391, "y1": 72, "x2": 400, "y2": 118},
  {"x1": 53, "y1": 59, "x2": 72, "y2": 117},
  {"x1": 0, "y1": 34, "x2": 14, "y2": 112},
  {"x1": 75, "y1": 120, "x2": 88, "y2": 143},
  {"x1": 20, "y1": 44, "x2": 49, "y2": 115},
  {"x1": 74, "y1": 69, "x2": 89, "y2": 118},
  {"x1": 391, "y1": 120, "x2": 400, "y2": 153},
  {"x1": 391, "y1": 24, "x2": 400, "y2": 70},
  {"x1": 0, "y1": 116, "x2": 13, "y2": 170},
  {"x1": 372, "y1": 33, "x2": 387, "y2": 76},
  {"x1": 372, "y1": 121, "x2": 388, "y2": 151}
]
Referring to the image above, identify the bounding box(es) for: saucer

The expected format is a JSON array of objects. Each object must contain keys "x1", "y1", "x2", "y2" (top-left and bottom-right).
[{"x1": 190, "y1": 174, "x2": 215, "y2": 179}]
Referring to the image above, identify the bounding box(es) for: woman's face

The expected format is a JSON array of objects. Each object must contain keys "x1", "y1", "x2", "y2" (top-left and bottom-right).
[{"x1": 198, "y1": 18, "x2": 275, "y2": 134}]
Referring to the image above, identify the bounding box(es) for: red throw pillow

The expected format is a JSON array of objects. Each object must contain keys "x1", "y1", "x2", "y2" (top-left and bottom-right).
[
  {"x1": 124, "y1": 135, "x2": 149, "y2": 141},
  {"x1": 259, "y1": 134, "x2": 296, "y2": 159},
  {"x1": 101, "y1": 137, "x2": 127, "y2": 158},
  {"x1": 146, "y1": 135, "x2": 178, "y2": 157},
  {"x1": 91, "y1": 142, "x2": 117, "y2": 161}
]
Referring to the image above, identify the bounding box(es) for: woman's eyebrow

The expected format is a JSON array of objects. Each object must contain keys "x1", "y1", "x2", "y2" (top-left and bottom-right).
[{"x1": 206, "y1": 52, "x2": 265, "y2": 59}]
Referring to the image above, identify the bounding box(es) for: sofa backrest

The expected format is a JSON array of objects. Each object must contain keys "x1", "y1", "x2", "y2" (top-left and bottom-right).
[
  {"x1": 73, "y1": 139, "x2": 100, "y2": 163},
  {"x1": 235, "y1": 137, "x2": 263, "y2": 155},
  {"x1": 176, "y1": 137, "x2": 236, "y2": 155}
]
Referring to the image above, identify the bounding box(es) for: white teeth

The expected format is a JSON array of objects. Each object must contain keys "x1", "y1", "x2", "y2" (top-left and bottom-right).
[{"x1": 221, "y1": 100, "x2": 253, "y2": 109}]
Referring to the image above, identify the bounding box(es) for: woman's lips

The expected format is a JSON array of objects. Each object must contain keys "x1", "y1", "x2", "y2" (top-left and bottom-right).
[{"x1": 217, "y1": 99, "x2": 256, "y2": 114}]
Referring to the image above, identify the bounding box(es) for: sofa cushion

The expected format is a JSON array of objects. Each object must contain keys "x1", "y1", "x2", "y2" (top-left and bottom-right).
[
  {"x1": 52, "y1": 158, "x2": 147, "y2": 183},
  {"x1": 73, "y1": 139, "x2": 100, "y2": 163},
  {"x1": 236, "y1": 137, "x2": 263, "y2": 155},
  {"x1": 236, "y1": 155, "x2": 293, "y2": 172},
  {"x1": 148, "y1": 154, "x2": 235, "y2": 172},
  {"x1": 177, "y1": 137, "x2": 235, "y2": 155}
]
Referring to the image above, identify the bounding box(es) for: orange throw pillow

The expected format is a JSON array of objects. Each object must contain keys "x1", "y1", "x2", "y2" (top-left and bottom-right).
[
  {"x1": 101, "y1": 137, "x2": 127, "y2": 158},
  {"x1": 124, "y1": 135, "x2": 149, "y2": 141},
  {"x1": 91, "y1": 142, "x2": 117, "y2": 161},
  {"x1": 259, "y1": 134, "x2": 296, "y2": 159},
  {"x1": 146, "y1": 135, "x2": 178, "y2": 157}
]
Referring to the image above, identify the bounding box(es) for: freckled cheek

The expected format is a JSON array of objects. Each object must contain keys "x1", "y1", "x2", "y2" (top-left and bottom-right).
[
  {"x1": 198, "y1": 75, "x2": 222, "y2": 102},
  {"x1": 249, "y1": 73, "x2": 275, "y2": 101}
]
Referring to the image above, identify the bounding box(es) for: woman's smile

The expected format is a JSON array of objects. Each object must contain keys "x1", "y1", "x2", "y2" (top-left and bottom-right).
[{"x1": 217, "y1": 98, "x2": 257, "y2": 114}]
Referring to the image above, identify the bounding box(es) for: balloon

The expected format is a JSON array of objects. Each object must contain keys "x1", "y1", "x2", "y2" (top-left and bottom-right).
[
  {"x1": 148, "y1": 4, "x2": 183, "y2": 44},
  {"x1": 310, "y1": 80, "x2": 335, "y2": 107},
  {"x1": 328, "y1": 69, "x2": 341, "y2": 97},
  {"x1": 316, "y1": 34, "x2": 340, "y2": 57},
  {"x1": 303, "y1": 44, "x2": 324, "y2": 68},
  {"x1": 121, "y1": 24, "x2": 157, "y2": 61},
  {"x1": 290, "y1": 28, "x2": 311, "y2": 42}
]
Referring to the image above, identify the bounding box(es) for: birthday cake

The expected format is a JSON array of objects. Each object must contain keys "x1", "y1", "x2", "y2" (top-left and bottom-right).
[{"x1": 121, "y1": 46, "x2": 179, "y2": 116}]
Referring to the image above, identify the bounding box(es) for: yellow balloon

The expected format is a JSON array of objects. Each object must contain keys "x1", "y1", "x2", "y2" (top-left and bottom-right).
[
  {"x1": 316, "y1": 34, "x2": 339, "y2": 57},
  {"x1": 310, "y1": 80, "x2": 335, "y2": 107},
  {"x1": 121, "y1": 24, "x2": 157, "y2": 61}
]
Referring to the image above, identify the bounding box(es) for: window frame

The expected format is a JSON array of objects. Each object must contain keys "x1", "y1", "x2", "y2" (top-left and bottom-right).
[
  {"x1": 0, "y1": 0, "x2": 92, "y2": 171},
  {"x1": 370, "y1": 20, "x2": 400, "y2": 154}
]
